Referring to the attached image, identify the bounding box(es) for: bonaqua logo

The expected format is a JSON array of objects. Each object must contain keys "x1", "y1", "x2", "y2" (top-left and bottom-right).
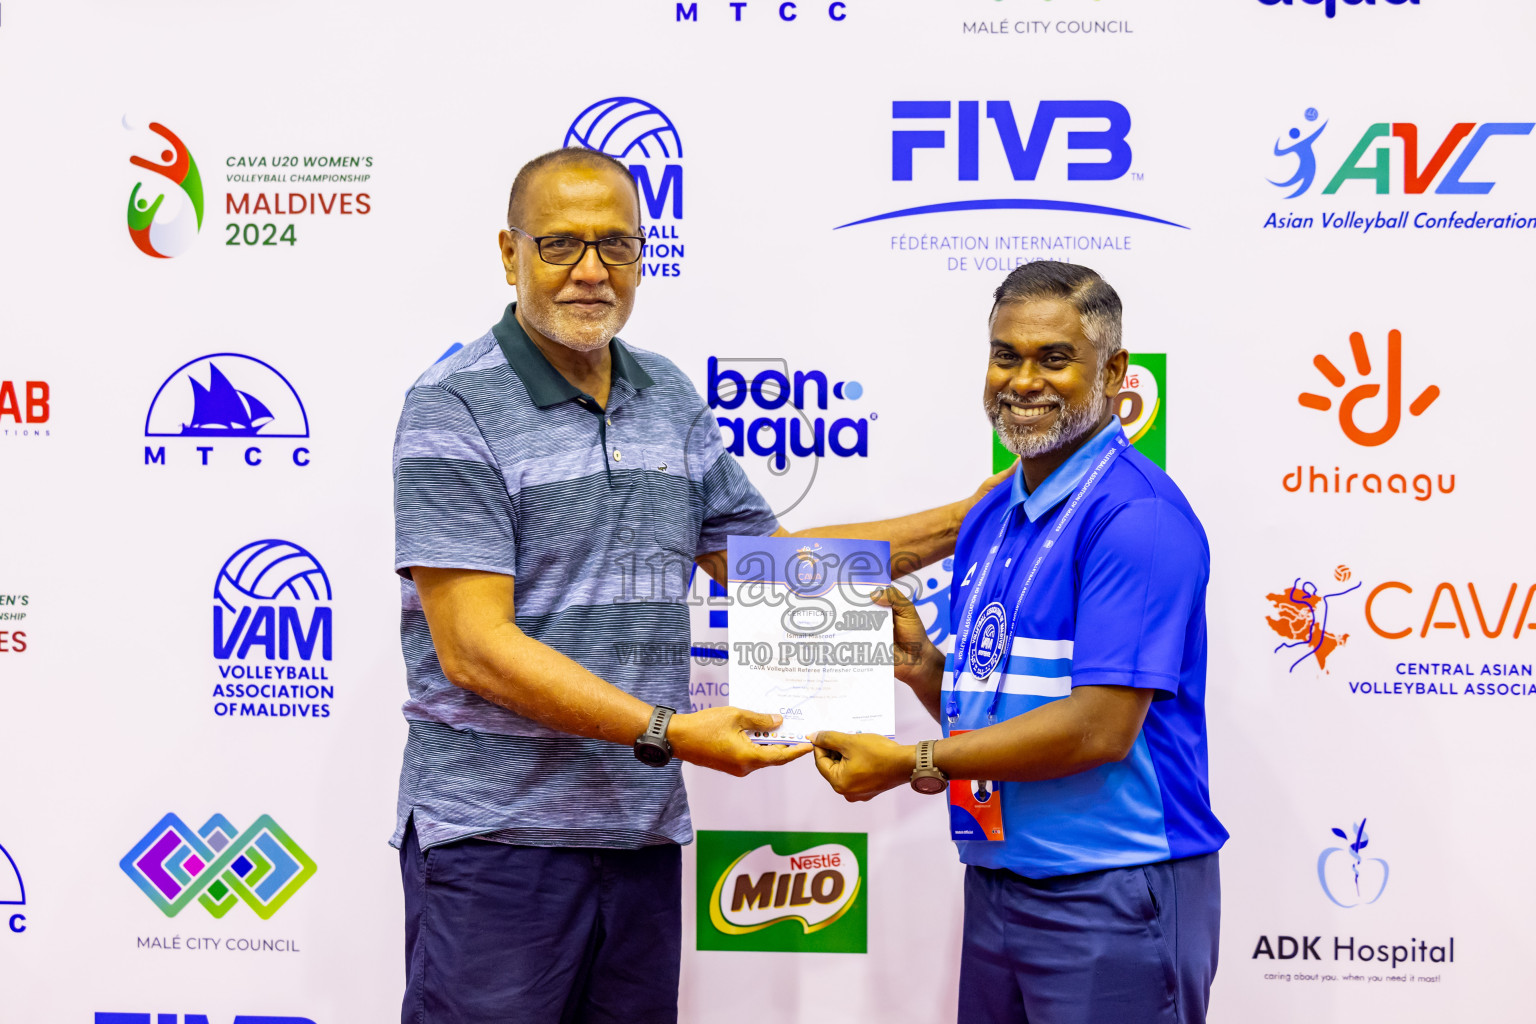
[
  {"x1": 120, "y1": 813, "x2": 316, "y2": 919},
  {"x1": 124, "y1": 119, "x2": 204, "y2": 258}
]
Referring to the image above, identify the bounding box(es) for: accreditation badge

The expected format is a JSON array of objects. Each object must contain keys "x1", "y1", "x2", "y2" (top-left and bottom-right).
[{"x1": 946, "y1": 731, "x2": 1004, "y2": 842}]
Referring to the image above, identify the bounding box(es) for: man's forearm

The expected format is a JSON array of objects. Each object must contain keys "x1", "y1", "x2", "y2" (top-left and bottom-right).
[
  {"x1": 932, "y1": 688, "x2": 1152, "y2": 782},
  {"x1": 444, "y1": 622, "x2": 654, "y2": 745}
]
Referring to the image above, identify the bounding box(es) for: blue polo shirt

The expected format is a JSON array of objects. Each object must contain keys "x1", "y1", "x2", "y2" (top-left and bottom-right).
[{"x1": 942, "y1": 420, "x2": 1227, "y2": 878}]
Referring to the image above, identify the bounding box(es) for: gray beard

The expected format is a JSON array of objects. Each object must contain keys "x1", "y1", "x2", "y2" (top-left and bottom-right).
[{"x1": 987, "y1": 379, "x2": 1110, "y2": 460}]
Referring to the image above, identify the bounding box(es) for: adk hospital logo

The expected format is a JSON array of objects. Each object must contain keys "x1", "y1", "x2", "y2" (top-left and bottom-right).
[
  {"x1": 1320, "y1": 818, "x2": 1388, "y2": 909},
  {"x1": 566, "y1": 97, "x2": 684, "y2": 278},
  {"x1": 125, "y1": 119, "x2": 204, "y2": 259},
  {"x1": 212, "y1": 540, "x2": 335, "y2": 720},
  {"x1": 121, "y1": 813, "x2": 316, "y2": 920},
  {"x1": 144, "y1": 354, "x2": 313, "y2": 469},
  {"x1": 1263, "y1": 107, "x2": 1536, "y2": 235},
  {"x1": 697, "y1": 831, "x2": 866, "y2": 953}
]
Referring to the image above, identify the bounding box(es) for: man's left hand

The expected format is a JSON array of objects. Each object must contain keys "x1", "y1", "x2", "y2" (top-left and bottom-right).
[{"x1": 810, "y1": 732, "x2": 917, "y2": 802}]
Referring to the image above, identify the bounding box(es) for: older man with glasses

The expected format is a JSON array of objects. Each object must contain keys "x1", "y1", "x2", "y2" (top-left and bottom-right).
[{"x1": 389, "y1": 146, "x2": 1011, "y2": 1024}]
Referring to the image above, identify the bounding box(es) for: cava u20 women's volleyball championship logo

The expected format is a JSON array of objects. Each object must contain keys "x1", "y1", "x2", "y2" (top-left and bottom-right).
[{"x1": 124, "y1": 118, "x2": 204, "y2": 258}]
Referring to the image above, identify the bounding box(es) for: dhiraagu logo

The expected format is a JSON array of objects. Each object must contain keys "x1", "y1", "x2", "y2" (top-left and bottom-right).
[
  {"x1": 697, "y1": 831, "x2": 866, "y2": 953},
  {"x1": 991, "y1": 353, "x2": 1165, "y2": 471}
]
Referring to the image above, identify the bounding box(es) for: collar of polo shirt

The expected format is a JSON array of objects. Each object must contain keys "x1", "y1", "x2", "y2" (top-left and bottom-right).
[
  {"x1": 1010, "y1": 418, "x2": 1125, "y2": 523},
  {"x1": 491, "y1": 303, "x2": 655, "y2": 411}
]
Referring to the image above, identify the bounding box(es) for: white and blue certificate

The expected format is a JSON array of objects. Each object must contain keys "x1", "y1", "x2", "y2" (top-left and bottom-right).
[{"x1": 726, "y1": 535, "x2": 896, "y2": 744}]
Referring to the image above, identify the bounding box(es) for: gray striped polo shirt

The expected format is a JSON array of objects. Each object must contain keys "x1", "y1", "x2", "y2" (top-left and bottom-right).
[{"x1": 391, "y1": 304, "x2": 778, "y2": 851}]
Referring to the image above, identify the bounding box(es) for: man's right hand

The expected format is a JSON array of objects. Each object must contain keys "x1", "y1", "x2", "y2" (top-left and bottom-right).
[
  {"x1": 668, "y1": 707, "x2": 813, "y2": 777},
  {"x1": 873, "y1": 585, "x2": 944, "y2": 689}
]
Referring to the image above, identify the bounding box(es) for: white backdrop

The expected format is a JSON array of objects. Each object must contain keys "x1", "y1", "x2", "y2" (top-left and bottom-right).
[{"x1": 3, "y1": 0, "x2": 1536, "y2": 1021}]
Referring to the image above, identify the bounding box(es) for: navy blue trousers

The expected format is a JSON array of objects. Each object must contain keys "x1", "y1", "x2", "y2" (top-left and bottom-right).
[
  {"x1": 400, "y1": 821, "x2": 681, "y2": 1024},
  {"x1": 958, "y1": 853, "x2": 1220, "y2": 1024}
]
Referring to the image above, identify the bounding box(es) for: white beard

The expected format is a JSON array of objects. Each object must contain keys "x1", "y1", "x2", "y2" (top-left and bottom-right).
[{"x1": 986, "y1": 373, "x2": 1110, "y2": 459}]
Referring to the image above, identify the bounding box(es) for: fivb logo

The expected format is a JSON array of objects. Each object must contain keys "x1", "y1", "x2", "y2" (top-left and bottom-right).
[
  {"x1": 1270, "y1": 107, "x2": 1533, "y2": 198},
  {"x1": 1259, "y1": 0, "x2": 1418, "y2": 17},
  {"x1": 124, "y1": 119, "x2": 204, "y2": 258},
  {"x1": 120, "y1": 813, "x2": 316, "y2": 919},
  {"x1": 212, "y1": 540, "x2": 335, "y2": 720},
  {"x1": 834, "y1": 100, "x2": 1185, "y2": 230},
  {"x1": 697, "y1": 831, "x2": 866, "y2": 953},
  {"x1": 144, "y1": 354, "x2": 312, "y2": 469},
  {"x1": 565, "y1": 97, "x2": 685, "y2": 278},
  {"x1": 97, "y1": 1016, "x2": 316, "y2": 1024}
]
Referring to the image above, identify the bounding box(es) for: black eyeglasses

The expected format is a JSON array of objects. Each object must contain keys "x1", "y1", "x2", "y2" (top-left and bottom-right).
[{"x1": 509, "y1": 227, "x2": 645, "y2": 266}]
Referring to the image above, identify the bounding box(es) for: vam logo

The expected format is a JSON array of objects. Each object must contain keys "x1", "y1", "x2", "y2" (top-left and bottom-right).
[
  {"x1": 120, "y1": 813, "x2": 316, "y2": 919},
  {"x1": 2, "y1": 840, "x2": 26, "y2": 934},
  {"x1": 211, "y1": 540, "x2": 335, "y2": 720},
  {"x1": 1265, "y1": 565, "x2": 1361, "y2": 673},
  {"x1": 124, "y1": 119, "x2": 204, "y2": 258},
  {"x1": 1268, "y1": 107, "x2": 1533, "y2": 199},
  {"x1": 697, "y1": 831, "x2": 866, "y2": 953},
  {"x1": 1319, "y1": 818, "x2": 1388, "y2": 908},
  {"x1": 1259, "y1": 0, "x2": 1418, "y2": 17},
  {"x1": 565, "y1": 97, "x2": 685, "y2": 278},
  {"x1": 144, "y1": 354, "x2": 311, "y2": 469},
  {"x1": 991, "y1": 353, "x2": 1166, "y2": 472},
  {"x1": 834, "y1": 100, "x2": 1184, "y2": 230}
]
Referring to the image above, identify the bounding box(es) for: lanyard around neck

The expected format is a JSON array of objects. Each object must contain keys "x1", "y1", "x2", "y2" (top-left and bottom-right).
[{"x1": 946, "y1": 434, "x2": 1127, "y2": 724}]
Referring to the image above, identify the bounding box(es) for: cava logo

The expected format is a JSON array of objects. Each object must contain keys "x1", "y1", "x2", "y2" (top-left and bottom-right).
[
  {"x1": 697, "y1": 831, "x2": 867, "y2": 953},
  {"x1": 991, "y1": 353, "x2": 1166, "y2": 471},
  {"x1": 124, "y1": 119, "x2": 204, "y2": 258},
  {"x1": 565, "y1": 97, "x2": 685, "y2": 278},
  {"x1": 211, "y1": 540, "x2": 335, "y2": 720},
  {"x1": 120, "y1": 813, "x2": 316, "y2": 919},
  {"x1": 144, "y1": 354, "x2": 312, "y2": 469},
  {"x1": 1, "y1": 841, "x2": 26, "y2": 934},
  {"x1": 1320, "y1": 818, "x2": 1388, "y2": 908},
  {"x1": 1266, "y1": 565, "x2": 1360, "y2": 673}
]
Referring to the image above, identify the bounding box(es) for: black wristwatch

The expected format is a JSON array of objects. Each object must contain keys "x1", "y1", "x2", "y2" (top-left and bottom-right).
[
  {"x1": 910, "y1": 739, "x2": 948, "y2": 795},
  {"x1": 633, "y1": 705, "x2": 677, "y2": 767}
]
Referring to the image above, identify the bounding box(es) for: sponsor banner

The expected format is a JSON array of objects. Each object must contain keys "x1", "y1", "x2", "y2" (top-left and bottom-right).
[{"x1": 696, "y1": 831, "x2": 867, "y2": 953}]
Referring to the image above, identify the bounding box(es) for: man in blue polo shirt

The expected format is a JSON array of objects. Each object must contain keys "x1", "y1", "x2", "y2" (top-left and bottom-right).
[{"x1": 811, "y1": 262, "x2": 1227, "y2": 1024}]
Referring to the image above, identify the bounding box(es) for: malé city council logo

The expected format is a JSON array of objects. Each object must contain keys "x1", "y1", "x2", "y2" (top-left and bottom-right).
[
  {"x1": 124, "y1": 118, "x2": 204, "y2": 258},
  {"x1": 120, "y1": 813, "x2": 316, "y2": 919}
]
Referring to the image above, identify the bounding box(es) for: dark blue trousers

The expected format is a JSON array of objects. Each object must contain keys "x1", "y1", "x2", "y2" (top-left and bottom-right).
[
  {"x1": 400, "y1": 820, "x2": 681, "y2": 1024},
  {"x1": 958, "y1": 853, "x2": 1220, "y2": 1024}
]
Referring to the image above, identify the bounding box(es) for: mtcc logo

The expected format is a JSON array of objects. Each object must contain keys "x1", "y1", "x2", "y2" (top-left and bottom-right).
[
  {"x1": 1319, "y1": 818, "x2": 1388, "y2": 908},
  {"x1": 1299, "y1": 330, "x2": 1439, "y2": 447},
  {"x1": 124, "y1": 118, "x2": 204, "y2": 258},
  {"x1": 144, "y1": 354, "x2": 312, "y2": 469},
  {"x1": 1270, "y1": 107, "x2": 1533, "y2": 198},
  {"x1": 1, "y1": 840, "x2": 26, "y2": 934},
  {"x1": 120, "y1": 813, "x2": 316, "y2": 919},
  {"x1": 565, "y1": 97, "x2": 684, "y2": 278},
  {"x1": 212, "y1": 539, "x2": 335, "y2": 720},
  {"x1": 835, "y1": 100, "x2": 1185, "y2": 230}
]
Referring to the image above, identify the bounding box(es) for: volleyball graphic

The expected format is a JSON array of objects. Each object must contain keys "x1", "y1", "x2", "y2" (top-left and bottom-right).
[
  {"x1": 214, "y1": 539, "x2": 332, "y2": 611},
  {"x1": 1335, "y1": 565, "x2": 1352, "y2": 582},
  {"x1": 564, "y1": 97, "x2": 683, "y2": 159}
]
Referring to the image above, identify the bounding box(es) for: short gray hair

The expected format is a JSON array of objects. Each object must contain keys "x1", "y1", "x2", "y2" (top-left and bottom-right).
[{"x1": 990, "y1": 262, "x2": 1123, "y2": 366}]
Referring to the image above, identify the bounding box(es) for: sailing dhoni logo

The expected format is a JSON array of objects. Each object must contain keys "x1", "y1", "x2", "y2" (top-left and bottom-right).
[{"x1": 143, "y1": 354, "x2": 312, "y2": 469}]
